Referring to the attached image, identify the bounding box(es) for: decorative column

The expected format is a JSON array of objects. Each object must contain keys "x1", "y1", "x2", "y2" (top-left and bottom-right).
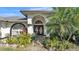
[{"x1": 27, "y1": 16, "x2": 33, "y2": 35}]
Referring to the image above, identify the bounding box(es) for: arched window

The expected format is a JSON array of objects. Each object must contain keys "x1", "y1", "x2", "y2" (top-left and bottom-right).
[
  {"x1": 32, "y1": 15, "x2": 45, "y2": 25},
  {"x1": 35, "y1": 20, "x2": 43, "y2": 24}
]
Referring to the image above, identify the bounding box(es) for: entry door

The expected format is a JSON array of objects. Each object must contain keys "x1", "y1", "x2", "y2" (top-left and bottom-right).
[{"x1": 34, "y1": 25, "x2": 44, "y2": 35}]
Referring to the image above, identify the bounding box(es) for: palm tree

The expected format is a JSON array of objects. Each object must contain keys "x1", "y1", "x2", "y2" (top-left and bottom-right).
[{"x1": 47, "y1": 7, "x2": 79, "y2": 41}]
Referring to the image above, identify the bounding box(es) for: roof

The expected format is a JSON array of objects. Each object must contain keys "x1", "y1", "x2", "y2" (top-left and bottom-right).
[
  {"x1": 20, "y1": 10, "x2": 51, "y2": 16},
  {"x1": 0, "y1": 16, "x2": 27, "y2": 23}
]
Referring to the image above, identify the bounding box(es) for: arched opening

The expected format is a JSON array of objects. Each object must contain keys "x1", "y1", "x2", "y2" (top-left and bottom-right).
[
  {"x1": 32, "y1": 15, "x2": 45, "y2": 35},
  {"x1": 10, "y1": 23, "x2": 27, "y2": 37},
  {"x1": 34, "y1": 20, "x2": 44, "y2": 35}
]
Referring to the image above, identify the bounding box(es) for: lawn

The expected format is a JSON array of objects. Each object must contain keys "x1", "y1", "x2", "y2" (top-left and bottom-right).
[{"x1": 0, "y1": 42, "x2": 47, "y2": 51}]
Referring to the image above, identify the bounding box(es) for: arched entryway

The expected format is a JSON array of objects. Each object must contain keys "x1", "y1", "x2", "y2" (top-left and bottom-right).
[
  {"x1": 10, "y1": 23, "x2": 27, "y2": 37},
  {"x1": 32, "y1": 15, "x2": 45, "y2": 35},
  {"x1": 34, "y1": 20, "x2": 44, "y2": 35}
]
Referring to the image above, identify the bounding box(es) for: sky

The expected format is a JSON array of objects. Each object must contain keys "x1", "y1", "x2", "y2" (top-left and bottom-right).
[{"x1": 0, "y1": 7, "x2": 52, "y2": 17}]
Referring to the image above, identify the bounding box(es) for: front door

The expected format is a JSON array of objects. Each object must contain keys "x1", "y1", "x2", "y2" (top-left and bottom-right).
[{"x1": 34, "y1": 25, "x2": 44, "y2": 35}]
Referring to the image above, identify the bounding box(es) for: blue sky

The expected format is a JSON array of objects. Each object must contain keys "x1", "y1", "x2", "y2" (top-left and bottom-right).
[{"x1": 0, "y1": 7, "x2": 52, "y2": 17}]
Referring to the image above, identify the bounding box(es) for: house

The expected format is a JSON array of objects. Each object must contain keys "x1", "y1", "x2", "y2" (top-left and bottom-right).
[{"x1": 0, "y1": 10, "x2": 51, "y2": 38}]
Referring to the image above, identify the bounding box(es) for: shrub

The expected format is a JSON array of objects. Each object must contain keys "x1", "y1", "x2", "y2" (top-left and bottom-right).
[
  {"x1": 42, "y1": 39, "x2": 50, "y2": 48},
  {"x1": 6, "y1": 37, "x2": 17, "y2": 44},
  {"x1": 17, "y1": 33, "x2": 32, "y2": 47},
  {"x1": 31, "y1": 34, "x2": 36, "y2": 40},
  {"x1": 6, "y1": 33, "x2": 32, "y2": 47},
  {"x1": 49, "y1": 37, "x2": 75, "y2": 51},
  {"x1": 42, "y1": 36, "x2": 75, "y2": 51}
]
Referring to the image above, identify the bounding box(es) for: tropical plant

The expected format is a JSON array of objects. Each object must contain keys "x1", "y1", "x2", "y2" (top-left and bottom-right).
[
  {"x1": 6, "y1": 37, "x2": 17, "y2": 44},
  {"x1": 17, "y1": 33, "x2": 32, "y2": 47},
  {"x1": 42, "y1": 38, "x2": 50, "y2": 49},
  {"x1": 49, "y1": 37, "x2": 75, "y2": 51},
  {"x1": 6, "y1": 33, "x2": 32, "y2": 47},
  {"x1": 47, "y1": 7, "x2": 79, "y2": 41}
]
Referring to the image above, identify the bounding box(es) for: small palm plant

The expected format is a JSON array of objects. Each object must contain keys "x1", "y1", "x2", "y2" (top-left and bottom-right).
[{"x1": 47, "y1": 7, "x2": 79, "y2": 41}]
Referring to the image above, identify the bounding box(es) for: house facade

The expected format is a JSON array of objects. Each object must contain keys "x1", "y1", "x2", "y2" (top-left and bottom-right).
[{"x1": 0, "y1": 10, "x2": 50, "y2": 38}]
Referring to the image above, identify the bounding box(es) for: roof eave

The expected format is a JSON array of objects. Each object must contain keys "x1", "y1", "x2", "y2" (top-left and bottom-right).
[{"x1": 20, "y1": 10, "x2": 51, "y2": 17}]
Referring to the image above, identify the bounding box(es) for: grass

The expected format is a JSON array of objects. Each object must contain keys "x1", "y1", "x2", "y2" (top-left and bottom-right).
[
  {"x1": 0, "y1": 42, "x2": 47, "y2": 51},
  {"x1": 0, "y1": 44, "x2": 78, "y2": 51},
  {"x1": 0, "y1": 46, "x2": 26, "y2": 51}
]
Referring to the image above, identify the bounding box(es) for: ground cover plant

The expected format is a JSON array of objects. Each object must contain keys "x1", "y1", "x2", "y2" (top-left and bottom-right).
[{"x1": 6, "y1": 33, "x2": 32, "y2": 47}]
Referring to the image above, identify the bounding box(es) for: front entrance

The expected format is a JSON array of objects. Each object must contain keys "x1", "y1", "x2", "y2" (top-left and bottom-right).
[
  {"x1": 32, "y1": 15, "x2": 45, "y2": 35},
  {"x1": 34, "y1": 25, "x2": 44, "y2": 35}
]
